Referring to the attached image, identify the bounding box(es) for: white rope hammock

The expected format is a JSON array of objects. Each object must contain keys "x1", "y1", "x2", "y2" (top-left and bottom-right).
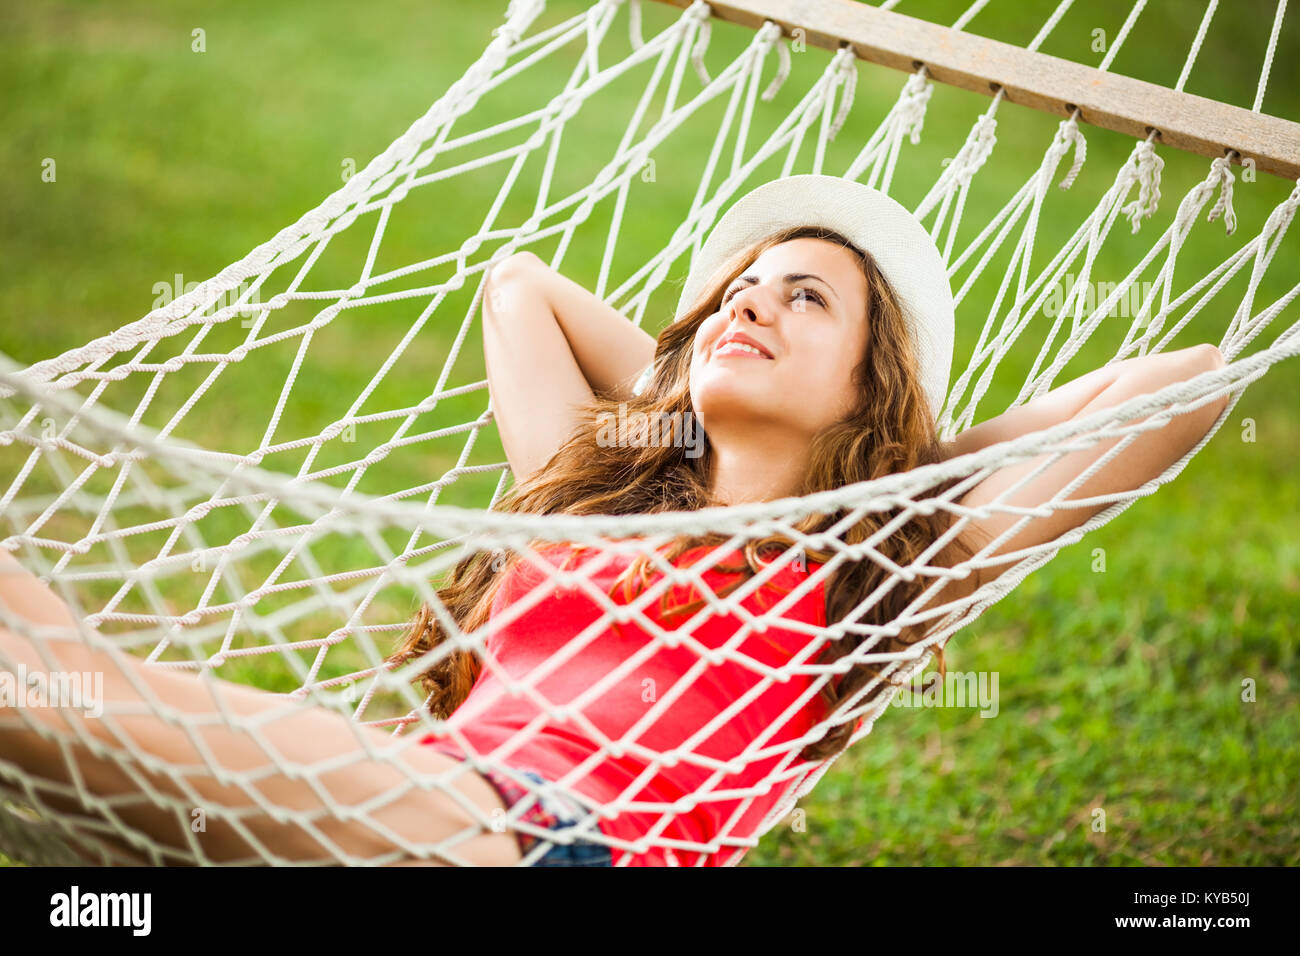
[{"x1": 0, "y1": 0, "x2": 1296, "y2": 866}]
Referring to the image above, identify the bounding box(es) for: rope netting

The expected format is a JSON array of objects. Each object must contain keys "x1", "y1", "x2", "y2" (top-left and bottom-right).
[{"x1": 0, "y1": 0, "x2": 1296, "y2": 866}]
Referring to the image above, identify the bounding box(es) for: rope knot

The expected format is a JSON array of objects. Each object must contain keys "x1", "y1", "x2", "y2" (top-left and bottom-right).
[
  {"x1": 758, "y1": 20, "x2": 792, "y2": 101},
  {"x1": 950, "y1": 114, "x2": 998, "y2": 189},
  {"x1": 1056, "y1": 115, "x2": 1088, "y2": 190},
  {"x1": 1207, "y1": 154, "x2": 1238, "y2": 235},
  {"x1": 688, "y1": 1, "x2": 714, "y2": 85},
  {"x1": 826, "y1": 46, "x2": 860, "y2": 141},
  {"x1": 493, "y1": 0, "x2": 544, "y2": 42},
  {"x1": 896, "y1": 69, "x2": 934, "y2": 145},
  {"x1": 1121, "y1": 138, "x2": 1165, "y2": 233}
]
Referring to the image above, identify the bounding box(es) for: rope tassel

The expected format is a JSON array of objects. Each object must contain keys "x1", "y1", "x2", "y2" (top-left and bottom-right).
[
  {"x1": 896, "y1": 69, "x2": 934, "y2": 146},
  {"x1": 827, "y1": 48, "x2": 861, "y2": 141},
  {"x1": 759, "y1": 21, "x2": 792, "y2": 101},
  {"x1": 1057, "y1": 116, "x2": 1088, "y2": 190},
  {"x1": 1121, "y1": 138, "x2": 1165, "y2": 233},
  {"x1": 950, "y1": 113, "x2": 999, "y2": 190},
  {"x1": 1207, "y1": 153, "x2": 1239, "y2": 235},
  {"x1": 689, "y1": 2, "x2": 714, "y2": 85}
]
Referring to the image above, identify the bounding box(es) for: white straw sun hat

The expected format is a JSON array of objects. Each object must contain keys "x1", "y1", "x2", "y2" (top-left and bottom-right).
[{"x1": 634, "y1": 174, "x2": 955, "y2": 419}]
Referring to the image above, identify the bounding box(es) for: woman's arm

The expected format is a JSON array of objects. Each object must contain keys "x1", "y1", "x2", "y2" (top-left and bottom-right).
[
  {"x1": 507, "y1": 253, "x2": 658, "y2": 400},
  {"x1": 0, "y1": 548, "x2": 81, "y2": 634},
  {"x1": 945, "y1": 357, "x2": 1132, "y2": 459},
  {"x1": 949, "y1": 344, "x2": 1230, "y2": 588},
  {"x1": 482, "y1": 252, "x2": 657, "y2": 483}
]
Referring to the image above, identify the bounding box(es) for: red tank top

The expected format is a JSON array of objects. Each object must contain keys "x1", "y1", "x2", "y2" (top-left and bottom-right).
[{"x1": 419, "y1": 539, "x2": 834, "y2": 866}]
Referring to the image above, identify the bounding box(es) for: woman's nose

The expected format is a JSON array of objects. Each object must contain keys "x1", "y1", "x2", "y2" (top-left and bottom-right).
[{"x1": 730, "y1": 285, "x2": 776, "y2": 324}]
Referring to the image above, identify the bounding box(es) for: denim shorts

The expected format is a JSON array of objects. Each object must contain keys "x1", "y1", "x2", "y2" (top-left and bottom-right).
[
  {"x1": 474, "y1": 764, "x2": 613, "y2": 867},
  {"x1": 425, "y1": 740, "x2": 612, "y2": 866}
]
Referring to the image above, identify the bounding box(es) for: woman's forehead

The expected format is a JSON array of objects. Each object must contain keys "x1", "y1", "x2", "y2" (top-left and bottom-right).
[{"x1": 744, "y1": 238, "x2": 867, "y2": 296}]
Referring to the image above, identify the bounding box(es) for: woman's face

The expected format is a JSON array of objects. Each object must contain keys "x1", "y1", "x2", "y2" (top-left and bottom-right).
[{"x1": 690, "y1": 237, "x2": 870, "y2": 441}]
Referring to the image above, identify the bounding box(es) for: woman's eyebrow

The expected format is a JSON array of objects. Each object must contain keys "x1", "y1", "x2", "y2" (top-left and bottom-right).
[{"x1": 733, "y1": 273, "x2": 839, "y2": 301}]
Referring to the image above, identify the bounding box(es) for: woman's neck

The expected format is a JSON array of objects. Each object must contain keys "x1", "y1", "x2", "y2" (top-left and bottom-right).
[{"x1": 707, "y1": 432, "x2": 809, "y2": 506}]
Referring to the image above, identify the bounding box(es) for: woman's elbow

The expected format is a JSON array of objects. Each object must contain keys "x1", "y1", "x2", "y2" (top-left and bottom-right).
[
  {"x1": 1196, "y1": 342, "x2": 1229, "y2": 396},
  {"x1": 483, "y1": 252, "x2": 549, "y2": 331},
  {"x1": 1193, "y1": 342, "x2": 1227, "y2": 371},
  {"x1": 1184, "y1": 343, "x2": 1231, "y2": 429},
  {"x1": 486, "y1": 251, "x2": 544, "y2": 288}
]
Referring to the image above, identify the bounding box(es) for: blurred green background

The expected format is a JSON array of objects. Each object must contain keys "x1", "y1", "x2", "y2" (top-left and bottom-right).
[{"x1": 0, "y1": 0, "x2": 1296, "y2": 865}]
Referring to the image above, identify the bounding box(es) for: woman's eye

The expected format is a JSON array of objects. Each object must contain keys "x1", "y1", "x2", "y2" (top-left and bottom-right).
[{"x1": 722, "y1": 285, "x2": 824, "y2": 307}]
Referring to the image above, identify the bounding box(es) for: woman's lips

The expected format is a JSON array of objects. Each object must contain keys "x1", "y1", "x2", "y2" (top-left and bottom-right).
[{"x1": 713, "y1": 342, "x2": 774, "y2": 360}]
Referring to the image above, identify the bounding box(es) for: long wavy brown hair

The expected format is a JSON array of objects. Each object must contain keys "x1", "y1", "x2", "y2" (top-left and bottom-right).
[{"x1": 387, "y1": 224, "x2": 986, "y2": 763}]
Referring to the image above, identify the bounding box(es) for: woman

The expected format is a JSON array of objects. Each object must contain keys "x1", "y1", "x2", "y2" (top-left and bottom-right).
[{"x1": 0, "y1": 175, "x2": 1228, "y2": 867}]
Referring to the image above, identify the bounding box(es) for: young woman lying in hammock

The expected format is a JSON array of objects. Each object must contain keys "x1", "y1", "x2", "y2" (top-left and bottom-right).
[{"x1": 0, "y1": 177, "x2": 1227, "y2": 867}]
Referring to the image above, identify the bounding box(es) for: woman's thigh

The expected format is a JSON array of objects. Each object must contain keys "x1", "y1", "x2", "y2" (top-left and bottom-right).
[
  {"x1": 1, "y1": 621, "x2": 524, "y2": 865},
  {"x1": 0, "y1": 573, "x2": 522, "y2": 866}
]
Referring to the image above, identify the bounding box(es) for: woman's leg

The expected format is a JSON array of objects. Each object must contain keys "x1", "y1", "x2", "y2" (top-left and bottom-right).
[{"x1": 0, "y1": 551, "x2": 522, "y2": 866}]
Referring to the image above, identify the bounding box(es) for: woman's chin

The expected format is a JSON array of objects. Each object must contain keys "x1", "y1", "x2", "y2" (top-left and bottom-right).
[
  {"x1": 695, "y1": 365, "x2": 773, "y2": 393},
  {"x1": 692, "y1": 389, "x2": 782, "y2": 426},
  {"x1": 693, "y1": 380, "x2": 749, "y2": 407}
]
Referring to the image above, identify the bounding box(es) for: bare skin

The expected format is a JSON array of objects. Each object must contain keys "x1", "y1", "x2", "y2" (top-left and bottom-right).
[
  {"x1": 0, "y1": 550, "x2": 522, "y2": 866},
  {"x1": 487, "y1": 242, "x2": 1230, "y2": 592},
  {"x1": 0, "y1": 239, "x2": 1229, "y2": 866}
]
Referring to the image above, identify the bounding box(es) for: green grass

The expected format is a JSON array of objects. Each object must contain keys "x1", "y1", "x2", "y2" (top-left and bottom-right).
[{"x1": 0, "y1": 0, "x2": 1296, "y2": 866}]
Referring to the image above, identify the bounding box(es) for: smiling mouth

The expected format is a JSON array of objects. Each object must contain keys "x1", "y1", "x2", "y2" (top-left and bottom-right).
[{"x1": 713, "y1": 342, "x2": 774, "y2": 360}]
